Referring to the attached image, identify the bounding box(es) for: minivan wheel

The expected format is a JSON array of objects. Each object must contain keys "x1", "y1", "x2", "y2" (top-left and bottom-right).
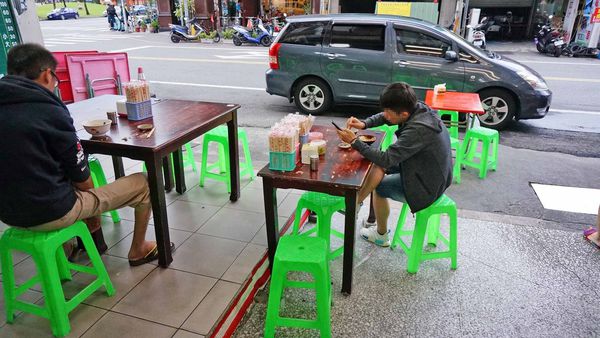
[
  {"x1": 478, "y1": 89, "x2": 516, "y2": 130},
  {"x1": 293, "y1": 78, "x2": 332, "y2": 115}
]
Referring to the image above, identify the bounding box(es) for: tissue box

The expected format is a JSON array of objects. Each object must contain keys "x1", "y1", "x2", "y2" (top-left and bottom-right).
[
  {"x1": 301, "y1": 143, "x2": 319, "y2": 164},
  {"x1": 116, "y1": 99, "x2": 127, "y2": 116}
]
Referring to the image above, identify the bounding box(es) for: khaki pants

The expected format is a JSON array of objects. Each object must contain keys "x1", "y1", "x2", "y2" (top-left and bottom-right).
[{"x1": 30, "y1": 173, "x2": 151, "y2": 232}]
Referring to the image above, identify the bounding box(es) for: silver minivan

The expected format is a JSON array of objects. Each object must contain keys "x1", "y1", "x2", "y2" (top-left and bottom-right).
[{"x1": 266, "y1": 14, "x2": 552, "y2": 130}]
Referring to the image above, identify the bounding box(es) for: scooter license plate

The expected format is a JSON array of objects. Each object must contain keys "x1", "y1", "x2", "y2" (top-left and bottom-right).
[
  {"x1": 554, "y1": 40, "x2": 564, "y2": 46},
  {"x1": 473, "y1": 40, "x2": 483, "y2": 46}
]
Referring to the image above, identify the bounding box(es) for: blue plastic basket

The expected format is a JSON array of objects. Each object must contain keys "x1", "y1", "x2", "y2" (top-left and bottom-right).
[
  {"x1": 126, "y1": 100, "x2": 153, "y2": 121},
  {"x1": 269, "y1": 150, "x2": 297, "y2": 171}
]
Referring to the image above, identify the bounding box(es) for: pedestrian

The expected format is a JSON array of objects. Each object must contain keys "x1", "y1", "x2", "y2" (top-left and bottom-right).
[
  {"x1": 0, "y1": 44, "x2": 169, "y2": 266},
  {"x1": 583, "y1": 205, "x2": 600, "y2": 249},
  {"x1": 107, "y1": 3, "x2": 116, "y2": 30},
  {"x1": 336, "y1": 82, "x2": 453, "y2": 247}
]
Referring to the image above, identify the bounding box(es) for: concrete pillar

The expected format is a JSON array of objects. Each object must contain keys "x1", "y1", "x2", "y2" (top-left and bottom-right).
[
  {"x1": 439, "y1": 0, "x2": 458, "y2": 28},
  {"x1": 330, "y1": 0, "x2": 339, "y2": 13}
]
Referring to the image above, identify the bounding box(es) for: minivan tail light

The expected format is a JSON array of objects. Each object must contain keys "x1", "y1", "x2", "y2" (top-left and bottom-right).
[{"x1": 269, "y1": 43, "x2": 281, "y2": 70}]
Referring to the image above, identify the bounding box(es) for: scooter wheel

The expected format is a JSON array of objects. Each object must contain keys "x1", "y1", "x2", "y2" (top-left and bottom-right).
[
  {"x1": 171, "y1": 34, "x2": 181, "y2": 43},
  {"x1": 536, "y1": 43, "x2": 544, "y2": 53},
  {"x1": 260, "y1": 35, "x2": 272, "y2": 47},
  {"x1": 213, "y1": 33, "x2": 221, "y2": 43},
  {"x1": 233, "y1": 36, "x2": 242, "y2": 46},
  {"x1": 554, "y1": 47, "x2": 561, "y2": 57}
]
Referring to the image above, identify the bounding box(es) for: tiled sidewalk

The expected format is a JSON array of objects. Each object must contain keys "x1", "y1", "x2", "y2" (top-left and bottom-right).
[
  {"x1": 234, "y1": 206, "x2": 600, "y2": 337},
  {"x1": 0, "y1": 142, "x2": 284, "y2": 338}
]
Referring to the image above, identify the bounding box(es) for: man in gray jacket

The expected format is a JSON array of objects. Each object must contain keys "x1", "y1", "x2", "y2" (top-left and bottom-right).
[{"x1": 337, "y1": 82, "x2": 453, "y2": 247}]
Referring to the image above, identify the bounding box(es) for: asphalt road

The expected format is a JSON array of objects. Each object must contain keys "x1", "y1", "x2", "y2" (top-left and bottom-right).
[{"x1": 40, "y1": 18, "x2": 600, "y2": 228}]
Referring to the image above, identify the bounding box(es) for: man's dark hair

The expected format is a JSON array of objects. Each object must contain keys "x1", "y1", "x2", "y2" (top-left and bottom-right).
[
  {"x1": 380, "y1": 82, "x2": 417, "y2": 115},
  {"x1": 7, "y1": 43, "x2": 57, "y2": 80}
]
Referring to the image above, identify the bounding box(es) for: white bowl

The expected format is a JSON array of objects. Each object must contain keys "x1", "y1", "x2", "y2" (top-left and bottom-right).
[{"x1": 83, "y1": 119, "x2": 112, "y2": 136}]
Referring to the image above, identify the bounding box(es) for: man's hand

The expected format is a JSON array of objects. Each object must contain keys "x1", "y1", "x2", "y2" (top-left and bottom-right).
[
  {"x1": 336, "y1": 128, "x2": 357, "y2": 144},
  {"x1": 346, "y1": 117, "x2": 366, "y2": 130}
]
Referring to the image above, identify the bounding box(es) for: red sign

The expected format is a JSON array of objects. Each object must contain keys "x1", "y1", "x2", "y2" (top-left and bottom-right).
[{"x1": 593, "y1": 8, "x2": 600, "y2": 24}]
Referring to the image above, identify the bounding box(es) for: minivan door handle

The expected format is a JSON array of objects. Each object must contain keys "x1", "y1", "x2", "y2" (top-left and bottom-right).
[
  {"x1": 326, "y1": 53, "x2": 341, "y2": 59},
  {"x1": 394, "y1": 60, "x2": 410, "y2": 67}
]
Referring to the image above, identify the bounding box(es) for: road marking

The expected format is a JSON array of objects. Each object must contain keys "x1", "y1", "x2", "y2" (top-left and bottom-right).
[
  {"x1": 130, "y1": 56, "x2": 265, "y2": 65},
  {"x1": 121, "y1": 45, "x2": 268, "y2": 53},
  {"x1": 531, "y1": 183, "x2": 600, "y2": 215},
  {"x1": 215, "y1": 51, "x2": 268, "y2": 59},
  {"x1": 43, "y1": 41, "x2": 76, "y2": 45},
  {"x1": 551, "y1": 109, "x2": 600, "y2": 115},
  {"x1": 521, "y1": 60, "x2": 600, "y2": 66},
  {"x1": 110, "y1": 46, "x2": 153, "y2": 52},
  {"x1": 149, "y1": 80, "x2": 264, "y2": 91},
  {"x1": 545, "y1": 76, "x2": 600, "y2": 83},
  {"x1": 46, "y1": 38, "x2": 95, "y2": 43}
]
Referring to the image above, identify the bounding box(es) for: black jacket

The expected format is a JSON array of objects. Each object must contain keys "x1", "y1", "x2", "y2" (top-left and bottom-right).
[
  {"x1": 353, "y1": 102, "x2": 453, "y2": 212},
  {"x1": 0, "y1": 75, "x2": 90, "y2": 227}
]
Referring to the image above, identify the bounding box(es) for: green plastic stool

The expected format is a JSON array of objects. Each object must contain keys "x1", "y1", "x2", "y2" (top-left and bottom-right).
[
  {"x1": 292, "y1": 192, "x2": 345, "y2": 260},
  {"x1": 142, "y1": 143, "x2": 198, "y2": 174},
  {"x1": 460, "y1": 127, "x2": 499, "y2": 179},
  {"x1": 438, "y1": 110, "x2": 462, "y2": 184},
  {"x1": 0, "y1": 221, "x2": 115, "y2": 337},
  {"x1": 390, "y1": 194, "x2": 458, "y2": 274},
  {"x1": 264, "y1": 235, "x2": 331, "y2": 338},
  {"x1": 200, "y1": 125, "x2": 254, "y2": 193},
  {"x1": 369, "y1": 124, "x2": 398, "y2": 151},
  {"x1": 88, "y1": 156, "x2": 121, "y2": 223}
]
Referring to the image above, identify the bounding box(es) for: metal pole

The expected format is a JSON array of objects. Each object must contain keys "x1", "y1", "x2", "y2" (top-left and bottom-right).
[
  {"x1": 460, "y1": 0, "x2": 470, "y2": 37},
  {"x1": 182, "y1": 0, "x2": 188, "y2": 26}
]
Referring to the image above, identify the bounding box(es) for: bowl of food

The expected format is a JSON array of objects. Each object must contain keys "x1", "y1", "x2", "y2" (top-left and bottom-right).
[
  {"x1": 83, "y1": 119, "x2": 112, "y2": 137},
  {"x1": 358, "y1": 134, "x2": 376, "y2": 145}
]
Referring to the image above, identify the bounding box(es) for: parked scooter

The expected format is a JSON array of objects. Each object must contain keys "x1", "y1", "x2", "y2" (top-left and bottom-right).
[
  {"x1": 232, "y1": 18, "x2": 272, "y2": 47},
  {"x1": 534, "y1": 19, "x2": 564, "y2": 57},
  {"x1": 169, "y1": 18, "x2": 221, "y2": 43},
  {"x1": 470, "y1": 16, "x2": 490, "y2": 49}
]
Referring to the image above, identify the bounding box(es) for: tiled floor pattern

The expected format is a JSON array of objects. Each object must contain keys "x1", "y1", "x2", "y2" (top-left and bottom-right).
[
  {"x1": 233, "y1": 207, "x2": 600, "y2": 337},
  {"x1": 0, "y1": 142, "x2": 300, "y2": 337}
]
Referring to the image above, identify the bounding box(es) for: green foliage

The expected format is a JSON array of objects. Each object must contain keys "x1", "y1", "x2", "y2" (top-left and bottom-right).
[
  {"x1": 222, "y1": 28, "x2": 235, "y2": 39},
  {"x1": 173, "y1": 0, "x2": 195, "y2": 19},
  {"x1": 36, "y1": 2, "x2": 105, "y2": 20},
  {"x1": 151, "y1": 19, "x2": 160, "y2": 29}
]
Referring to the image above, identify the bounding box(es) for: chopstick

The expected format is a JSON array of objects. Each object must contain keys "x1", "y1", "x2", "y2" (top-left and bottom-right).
[{"x1": 145, "y1": 127, "x2": 155, "y2": 138}]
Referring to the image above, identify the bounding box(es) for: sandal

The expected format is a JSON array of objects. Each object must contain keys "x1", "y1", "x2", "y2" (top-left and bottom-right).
[
  {"x1": 583, "y1": 228, "x2": 600, "y2": 249},
  {"x1": 129, "y1": 242, "x2": 175, "y2": 266}
]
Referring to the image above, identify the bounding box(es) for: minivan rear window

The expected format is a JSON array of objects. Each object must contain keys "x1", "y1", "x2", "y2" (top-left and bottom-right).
[
  {"x1": 279, "y1": 21, "x2": 327, "y2": 46},
  {"x1": 330, "y1": 24, "x2": 385, "y2": 51}
]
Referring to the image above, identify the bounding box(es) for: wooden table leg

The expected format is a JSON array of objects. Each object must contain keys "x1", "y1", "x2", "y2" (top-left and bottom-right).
[
  {"x1": 112, "y1": 156, "x2": 125, "y2": 179},
  {"x1": 162, "y1": 156, "x2": 173, "y2": 193},
  {"x1": 227, "y1": 111, "x2": 241, "y2": 202},
  {"x1": 342, "y1": 190, "x2": 358, "y2": 295},
  {"x1": 145, "y1": 156, "x2": 173, "y2": 267},
  {"x1": 172, "y1": 148, "x2": 186, "y2": 194},
  {"x1": 262, "y1": 177, "x2": 279, "y2": 268}
]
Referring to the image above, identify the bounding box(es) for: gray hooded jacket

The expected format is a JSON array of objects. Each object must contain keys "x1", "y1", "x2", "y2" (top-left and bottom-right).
[{"x1": 352, "y1": 102, "x2": 453, "y2": 212}]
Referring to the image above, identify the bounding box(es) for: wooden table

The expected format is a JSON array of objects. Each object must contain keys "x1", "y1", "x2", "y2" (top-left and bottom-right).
[
  {"x1": 425, "y1": 90, "x2": 485, "y2": 129},
  {"x1": 258, "y1": 126, "x2": 382, "y2": 295},
  {"x1": 68, "y1": 95, "x2": 241, "y2": 267}
]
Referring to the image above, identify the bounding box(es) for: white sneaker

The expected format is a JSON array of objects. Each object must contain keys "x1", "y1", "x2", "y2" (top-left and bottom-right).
[
  {"x1": 361, "y1": 217, "x2": 376, "y2": 228},
  {"x1": 360, "y1": 226, "x2": 390, "y2": 247}
]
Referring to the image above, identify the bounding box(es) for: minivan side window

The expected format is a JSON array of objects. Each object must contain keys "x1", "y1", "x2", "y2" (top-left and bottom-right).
[
  {"x1": 330, "y1": 24, "x2": 385, "y2": 51},
  {"x1": 279, "y1": 21, "x2": 327, "y2": 46},
  {"x1": 395, "y1": 29, "x2": 451, "y2": 57}
]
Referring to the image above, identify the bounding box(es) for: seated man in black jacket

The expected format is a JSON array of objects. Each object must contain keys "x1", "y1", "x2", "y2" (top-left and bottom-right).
[
  {"x1": 0, "y1": 44, "x2": 158, "y2": 266},
  {"x1": 337, "y1": 82, "x2": 453, "y2": 247}
]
